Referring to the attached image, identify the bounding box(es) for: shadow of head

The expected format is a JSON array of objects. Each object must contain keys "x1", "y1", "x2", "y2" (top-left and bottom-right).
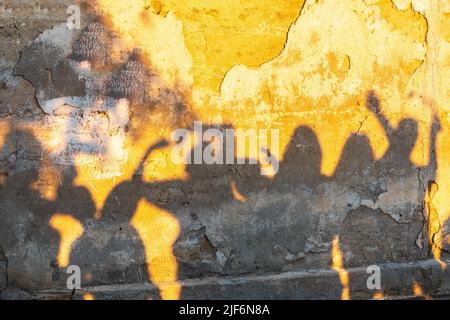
[
  {"x1": 366, "y1": 90, "x2": 419, "y2": 159},
  {"x1": 396, "y1": 118, "x2": 419, "y2": 144},
  {"x1": 276, "y1": 125, "x2": 323, "y2": 184},
  {"x1": 387, "y1": 118, "x2": 419, "y2": 168}
]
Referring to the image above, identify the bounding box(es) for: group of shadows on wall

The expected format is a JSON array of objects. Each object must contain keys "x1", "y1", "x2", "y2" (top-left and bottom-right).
[{"x1": 0, "y1": 91, "x2": 443, "y2": 298}]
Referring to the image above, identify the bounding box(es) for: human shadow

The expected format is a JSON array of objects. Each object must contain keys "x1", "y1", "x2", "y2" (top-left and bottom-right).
[
  {"x1": 100, "y1": 123, "x2": 328, "y2": 289},
  {"x1": 45, "y1": 18, "x2": 202, "y2": 298},
  {"x1": 33, "y1": 83, "x2": 438, "y2": 300},
  {"x1": 167, "y1": 91, "x2": 439, "y2": 298},
  {"x1": 68, "y1": 140, "x2": 171, "y2": 299},
  {"x1": 272, "y1": 125, "x2": 327, "y2": 188},
  {"x1": 0, "y1": 129, "x2": 57, "y2": 284},
  {"x1": 0, "y1": 128, "x2": 96, "y2": 286},
  {"x1": 338, "y1": 91, "x2": 440, "y2": 268},
  {"x1": 1, "y1": 85, "x2": 438, "y2": 299},
  {"x1": 91, "y1": 125, "x2": 269, "y2": 297}
]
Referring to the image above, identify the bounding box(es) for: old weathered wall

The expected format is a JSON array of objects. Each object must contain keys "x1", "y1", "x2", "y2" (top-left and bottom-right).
[{"x1": 0, "y1": 0, "x2": 449, "y2": 300}]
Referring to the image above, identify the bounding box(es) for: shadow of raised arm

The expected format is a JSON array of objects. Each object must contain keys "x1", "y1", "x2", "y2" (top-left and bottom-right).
[
  {"x1": 366, "y1": 90, "x2": 394, "y2": 135},
  {"x1": 132, "y1": 139, "x2": 169, "y2": 182}
]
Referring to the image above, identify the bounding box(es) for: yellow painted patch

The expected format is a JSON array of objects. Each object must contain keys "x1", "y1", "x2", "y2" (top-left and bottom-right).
[
  {"x1": 157, "y1": 0, "x2": 305, "y2": 92},
  {"x1": 377, "y1": 0, "x2": 427, "y2": 42}
]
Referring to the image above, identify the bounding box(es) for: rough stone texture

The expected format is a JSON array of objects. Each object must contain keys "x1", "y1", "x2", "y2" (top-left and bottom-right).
[
  {"x1": 71, "y1": 22, "x2": 113, "y2": 68},
  {"x1": 0, "y1": 0, "x2": 449, "y2": 300},
  {"x1": 0, "y1": 245, "x2": 7, "y2": 290},
  {"x1": 14, "y1": 259, "x2": 449, "y2": 300},
  {"x1": 106, "y1": 52, "x2": 154, "y2": 105}
]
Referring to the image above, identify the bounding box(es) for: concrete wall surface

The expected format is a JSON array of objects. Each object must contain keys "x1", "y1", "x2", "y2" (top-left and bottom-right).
[{"x1": 0, "y1": 0, "x2": 449, "y2": 300}]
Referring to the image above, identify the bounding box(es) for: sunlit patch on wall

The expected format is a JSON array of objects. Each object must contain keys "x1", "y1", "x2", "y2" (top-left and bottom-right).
[
  {"x1": 425, "y1": 181, "x2": 446, "y2": 268},
  {"x1": 0, "y1": 121, "x2": 9, "y2": 148},
  {"x1": 412, "y1": 280, "x2": 432, "y2": 300},
  {"x1": 231, "y1": 181, "x2": 247, "y2": 203},
  {"x1": 49, "y1": 214, "x2": 84, "y2": 268},
  {"x1": 131, "y1": 199, "x2": 181, "y2": 300},
  {"x1": 373, "y1": 291, "x2": 385, "y2": 300},
  {"x1": 331, "y1": 235, "x2": 350, "y2": 300},
  {"x1": 83, "y1": 293, "x2": 95, "y2": 300},
  {"x1": 72, "y1": 117, "x2": 190, "y2": 217}
]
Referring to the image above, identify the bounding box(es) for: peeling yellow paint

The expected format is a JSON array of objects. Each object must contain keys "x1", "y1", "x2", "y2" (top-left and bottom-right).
[
  {"x1": 156, "y1": 0, "x2": 305, "y2": 92},
  {"x1": 215, "y1": 0, "x2": 430, "y2": 175}
]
